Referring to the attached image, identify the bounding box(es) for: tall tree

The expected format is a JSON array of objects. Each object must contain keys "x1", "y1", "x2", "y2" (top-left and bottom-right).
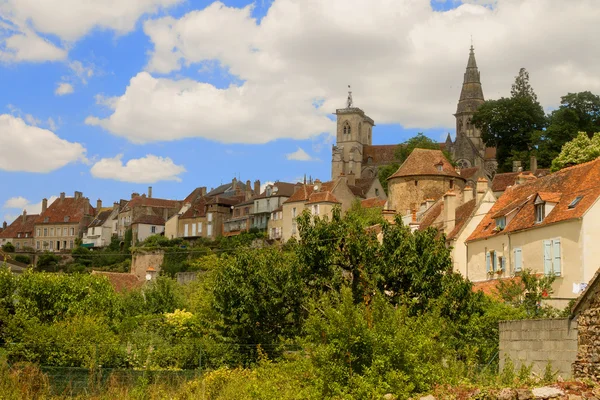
[
  {"x1": 550, "y1": 131, "x2": 600, "y2": 172},
  {"x1": 472, "y1": 68, "x2": 546, "y2": 172},
  {"x1": 511, "y1": 68, "x2": 538, "y2": 102},
  {"x1": 538, "y1": 92, "x2": 600, "y2": 166}
]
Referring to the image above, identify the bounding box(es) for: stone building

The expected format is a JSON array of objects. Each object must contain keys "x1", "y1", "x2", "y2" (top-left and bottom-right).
[
  {"x1": 387, "y1": 148, "x2": 466, "y2": 216},
  {"x1": 572, "y1": 268, "x2": 600, "y2": 380},
  {"x1": 331, "y1": 46, "x2": 497, "y2": 182},
  {"x1": 34, "y1": 191, "x2": 95, "y2": 252},
  {"x1": 0, "y1": 210, "x2": 38, "y2": 250}
]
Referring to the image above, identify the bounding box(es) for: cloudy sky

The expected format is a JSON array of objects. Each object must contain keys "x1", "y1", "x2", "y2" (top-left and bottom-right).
[{"x1": 1, "y1": 0, "x2": 599, "y2": 223}]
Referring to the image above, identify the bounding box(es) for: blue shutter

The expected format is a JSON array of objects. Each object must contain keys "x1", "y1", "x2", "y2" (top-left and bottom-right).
[
  {"x1": 492, "y1": 252, "x2": 497, "y2": 272},
  {"x1": 544, "y1": 240, "x2": 553, "y2": 275},
  {"x1": 486, "y1": 252, "x2": 491, "y2": 273},
  {"x1": 514, "y1": 248, "x2": 522, "y2": 272},
  {"x1": 500, "y1": 256, "x2": 506, "y2": 271},
  {"x1": 553, "y1": 238, "x2": 561, "y2": 276}
]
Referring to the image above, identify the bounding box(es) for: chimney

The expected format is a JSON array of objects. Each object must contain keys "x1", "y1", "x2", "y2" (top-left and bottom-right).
[
  {"x1": 74, "y1": 191, "x2": 82, "y2": 200},
  {"x1": 22, "y1": 209, "x2": 27, "y2": 222},
  {"x1": 254, "y1": 180, "x2": 261, "y2": 195},
  {"x1": 60, "y1": 192, "x2": 65, "y2": 202},
  {"x1": 113, "y1": 202, "x2": 119, "y2": 211},
  {"x1": 246, "y1": 180, "x2": 251, "y2": 191},
  {"x1": 512, "y1": 160, "x2": 522, "y2": 173},
  {"x1": 530, "y1": 155, "x2": 538, "y2": 175},
  {"x1": 96, "y1": 199, "x2": 102, "y2": 212},
  {"x1": 148, "y1": 186, "x2": 153, "y2": 198},
  {"x1": 232, "y1": 178, "x2": 238, "y2": 191},
  {"x1": 347, "y1": 172, "x2": 356, "y2": 186},
  {"x1": 42, "y1": 198, "x2": 48, "y2": 214},
  {"x1": 443, "y1": 191, "x2": 457, "y2": 235},
  {"x1": 476, "y1": 177, "x2": 488, "y2": 202},
  {"x1": 314, "y1": 179, "x2": 322, "y2": 192},
  {"x1": 425, "y1": 198, "x2": 435, "y2": 210},
  {"x1": 516, "y1": 172, "x2": 536, "y2": 186},
  {"x1": 84, "y1": 199, "x2": 90, "y2": 215},
  {"x1": 294, "y1": 183, "x2": 302, "y2": 193},
  {"x1": 131, "y1": 192, "x2": 139, "y2": 199},
  {"x1": 408, "y1": 208, "x2": 419, "y2": 232},
  {"x1": 463, "y1": 186, "x2": 474, "y2": 203},
  {"x1": 2, "y1": 221, "x2": 6, "y2": 230}
]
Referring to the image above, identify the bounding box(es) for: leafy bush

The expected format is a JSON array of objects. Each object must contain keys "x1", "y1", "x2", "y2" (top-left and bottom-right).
[
  {"x1": 1, "y1": 243, "x2": 14, "y2": 253},
  {"x1": 14, "y1": 255, "x2": 30, "y2": 265}
]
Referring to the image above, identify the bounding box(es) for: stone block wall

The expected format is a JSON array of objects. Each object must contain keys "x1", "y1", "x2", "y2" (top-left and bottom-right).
[
  {"x1": 499, "y1": 319, "x2": 578, "y2": 379},
  {"x1": 131, "y1": 250, "x2": 164, "y2": 281},
  {"x1": 573, "y1": 294, "x2": 600, "y2": 380}
]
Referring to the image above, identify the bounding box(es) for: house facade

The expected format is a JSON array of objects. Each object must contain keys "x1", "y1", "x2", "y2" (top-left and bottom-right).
[
  {"x1": 465, "y1": 159, "x2": 600, "y2": 307},
  {"x1": 131, "y1": 215, "x2": 166, "y2": 244},
  {"x1": 82, "y1": 205, "x2": 118, "y2": 248},
  {"x1": 34, "y1": 192, "x2": 95, "y2": 252},
  {"x1": 0, "y1": 210, "x2": 38, "y2": 250}
]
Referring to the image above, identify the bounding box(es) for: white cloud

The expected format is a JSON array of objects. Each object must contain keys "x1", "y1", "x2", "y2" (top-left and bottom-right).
[
  {"x1": 2, "y1": 195, "x2": 59, "y2": 223},
  {"x1": 55, "y1": 82, "x2": 74, "y2": 96},
  {"x1": 90, "y1": 154, "x2": 186, "y2": 183},
  {"x1": 3, "y1": 197, "x2": 29, "y2": 209},
  {"x1": 0, "y1": 0, "x2": 182, "y2": 62},
  {"x1": 47, "y1": 117, "x2": 57, "y2": 131},
  {"x1": 87, "y1": 0, "x2": 600, "y2": 144},
  {"x1": 0, "y1": 114, "x2": 87, "y2": 172},
  {"x1": 68, "y1": 60, "x2": 94, "y2": 83},
  {"x1": 286, "y1": 147, "x2": 316, "y2": 162},
  {"x1": 94, "y1": 94, "x2": 119, "y2": 110}
]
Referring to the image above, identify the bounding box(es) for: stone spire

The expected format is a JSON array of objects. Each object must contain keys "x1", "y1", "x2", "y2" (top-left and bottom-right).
[{"x1": 456, "y1": 45, "x2": 485, "y2": 114}]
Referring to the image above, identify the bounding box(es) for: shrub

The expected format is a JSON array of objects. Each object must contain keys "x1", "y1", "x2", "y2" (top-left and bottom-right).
[
  {"x1": 14, "y1": 255, "x2": 30, "y2": 265},
  {"x1": 1, "y1": 243, "x2": 15, "y2": 253}
]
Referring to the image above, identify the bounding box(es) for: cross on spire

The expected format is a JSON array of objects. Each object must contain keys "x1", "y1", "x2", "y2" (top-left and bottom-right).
[{"x1": 346, "y1": 85, "x2": 353, "y2": 108}]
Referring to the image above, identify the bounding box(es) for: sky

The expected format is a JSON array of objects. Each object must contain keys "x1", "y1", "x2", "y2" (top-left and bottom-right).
[{"x1": 1, "y1": 0, "x2": 600, "y2": 223}]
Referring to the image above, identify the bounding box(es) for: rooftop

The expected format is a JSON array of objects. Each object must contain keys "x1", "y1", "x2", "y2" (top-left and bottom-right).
[{"x1": 389, "y1": 148, "x2": 462, "y2": 180}]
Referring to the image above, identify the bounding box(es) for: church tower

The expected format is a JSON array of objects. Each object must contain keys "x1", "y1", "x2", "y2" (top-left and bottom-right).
[
  {"x1": 331, "y1": 87, "x2": 375, "y2": 180},
  {"x1": 453, "y1": 45, "x2": 486, "y2": 169}
]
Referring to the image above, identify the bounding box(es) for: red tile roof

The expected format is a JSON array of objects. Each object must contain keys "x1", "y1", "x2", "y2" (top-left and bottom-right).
[
  {"x1": 447, "y1": 199, "x2": 477, "y2": 240},
  {"x1": 468, "y1": 158, "x2": 600, "y2": 242},
  {"x1": 122, "y1": 196, "x2": 180, "y2": 212},
  {"x1": 0, "y1": 214, "x2": 39, "y2": 239},
  {"x1": 361, "y1": 198, "x2": 386, "y2": 208},
  {"x1": 459, "y1": 167, "x2": 480, "y2": 180},
  {"x1": 307, "y1": 191, "x2": 340, "y2": 204},
  {"x1": 491, "y1": 169, "x2": 550, "y2": 193},
  {"x1": 362, "y1": 145, "x2": 398, "y2": 166},
  {"x1": 537, "y1": 192, "x2": 562, "y2": 203},
  {"x1": 37, "y1": 197, "x2": 94, "y2": 224},
  {"x1": 91, "y1": 271, "x2": 143, "y2": 292},
  {"x1": 389, "y1": 149, "x2": 462, "y2": 180},
  {"x1": 132, "y1": 215, "x2": 165, "y2": 225},
  {"x1": 180, "y1": 197, "x2": 207, "y2": 219},
  {"x1": 88, "y1": 210, "x2": 113, "y2": 228},
  {"x1": 472, "y1": 277, "x2": 521, "y2": 298},
  {"x1": 418, "y1": 201, "x2": 443, "y2": 231},
  {"x1": 254, "y1": 182, "x2": 297, "y2": 199},
  {"x1": 285, "y1": 182, "x2": 334, "y2": 203}
]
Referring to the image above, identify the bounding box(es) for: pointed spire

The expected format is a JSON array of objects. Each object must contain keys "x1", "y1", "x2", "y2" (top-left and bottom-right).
[{"x1": 456, "y1": 45, "x2": 485, "y2": 114}]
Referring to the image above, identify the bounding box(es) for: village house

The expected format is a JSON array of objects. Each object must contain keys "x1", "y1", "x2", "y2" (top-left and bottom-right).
[
  {"x1": 223, "y1": 198, "x2": 254, "y2": 237},
  {"x1": 491, "y1": 157, "x2": 550, "y2": 197},
  {"x1": 0, "y1": 210, "x2": 38, "y2": 250},
  {"x1": 251, "y1": 182, "x2": 296, "y2": 231},
  {"x1": 116, "y1": 187, "x2": 181, "y2": 242},
  {"x1": 465, "y1": 158, "x2": 600, "y2": 307},
  {"x1": 82, "y1": 201, "x2": 119, "y2": 248},
  {"x1": 269, "y1": 206, "x2": 284, "y2": 240},
  {"x1": 131, "y1": 214, "x2": 167, "y2": 244},
  {"x1": 280, "y1": 175, "x2": 386, "y2": 242},
  {"x1": 165, "y1": 186, "x2": 207, "y2": 240},
  {"x1": 34, "y1": 191, "x2": 95, "y2": 252}
]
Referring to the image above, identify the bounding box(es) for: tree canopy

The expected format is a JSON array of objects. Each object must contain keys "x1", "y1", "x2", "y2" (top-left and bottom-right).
[{"x1": 550, "y1": 131, "x2": 600, "y2": 172}]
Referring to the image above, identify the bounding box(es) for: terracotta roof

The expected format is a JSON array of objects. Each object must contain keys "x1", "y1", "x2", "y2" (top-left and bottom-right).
[
  {"x1": 132, "y1": 215, "x2": 165, "y2": 225},
  {"x1": 537, "y1": 192, "x2": 562, "y2": 203},
  {"x1": 418, "y1": 201, "x2": 443, "y2": 231},
  {"x1": 206, "y1": 195, "x2": 246, "y2": 207},
  {"x1": 472, "y1": 277, "x2": 521, "y2": 298},
  {"x1": 180, "y1": 197, "x2": 207, "y2": 219},
  {"x1": 206, "y1": 180, "x2": 250, "y2": 198},
  {"x1": 122, "y1": 196, "x2": 180, "y2": 212},
  {"x1": 0, "y1": 214, "x2": 39, "y2": 239},
  {"x1": 362, "y1": 145, "x2": 399, "y2": 166},
  {"x1": 447, "y1": 199, "x2": 477, "y2": 240},
  {"x1": 285, "y1": 182, "x2": 334, "y2": 203},
  {"x1": 459, "y1": 167, "x2": 480, "y2": 180},
  {"x1": 254, "y1": 182, "x2": 296, "y2": 199},
  {"x1": 36, "y1": 196, "x2": 94, "y2": 225},
  {"x1": 307, "y1": 191, "x2": 340, "y2": 205},
  {"x1": 91, "y1": 271, "x2": 143, "y2": 292},
  {"x1": 183, "y1": 187, "x2": 206, "y2": 204},
  {"x1": 491, "y1": 169, "x2": 551, "y2": 193},
  {"x1": 361, "y1": 198, "x2": 386, "y2": 208},
  {"x1": 468, "y1": 158, "x2": 600, "y2": 242},
  {"x1": 389, "y1": 149, "x2": 463, "y2": 180},
  {"x1": 88, "y1": 210, "x2": 113, "y2": 228}
]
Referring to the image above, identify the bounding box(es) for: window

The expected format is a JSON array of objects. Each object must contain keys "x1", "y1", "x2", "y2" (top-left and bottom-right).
[
  {"x1": 535, "y1": 203, "x2": 545, "y2": 223},
  {"x1": 191, "y1": 223, "x2": 196, "y2": 236},
  {"x1": 25, "y1": 233, "x2": 28, "y2": 238},
  {"x1": 63, "y1": 228, "x2": 67, "y2": 236},
  {"x1": 184, "y1": 224, "x2": 189, "y2": 237},
  {"x1": 375, "y1": 188, "x2": 379, "y2": 196},
  {"x1": 49, "y1": 241, "x2": 53, "y2": 250},
  {"x1": 44, "y1": 228, "x2": 48, "y2": 236},
  {"x1": 69, "y1": 240, "x2": 73, "y2": 249},
  {"x1": 92, "y1": 227, "x2": 95, "y2": 236},
  {"x1": 449, "y1": 180, "x2": 454, "y2": 189},
  {"x1": 312, "y1": 204, "x2": 319, "y2": 215},
  {"x1": 495, "y1": 217, "x2": 506, "y2": 230},
  {"x1": 514, "y1": 248, "x2": 523, "y2": 272},
  {"x1": 292, "y1": 207, "x2": 297, "y2": 218},
  {"x1": 151, "y1": 226, "x2": 156, "y2": 234},
  {"x1": 568, "y1": 196, "x2": 583, "y2": 209},
  {"x1": 499, "y1": 256, "x2": 505, "y2": 272},
  {"x1": 50, "y1": 228, "x2": 54, "y2": 236},
  {"x1": 486, "y1": 250, "x2": 497, "y2": 273},
  {"x1": 63, "y1": 241, "x2": 66, "y2": 250},
  {"x1": 208, "y1": 213, "x2": 213, "y2": 222},
  {"x1": 343, "y1": 122, "x2": 351, "y2": 136},
  {"x1": 16, "y1": 243, "x2": 20, "y2": 250},
  {"x1": 17, "y1": 233, "x2": 21, "y2": 238},
  {"x1": 544, "y1": 239, "x2": 561, "y2": 276},
  {"x1": 414, "y1": 180, "x2": 418, "y2": 187},
  {"x1": 37, "y1": 229, "x2": 41, "y2": 237},
  {"x1": 198, "y1": 222, "x2": 203, "y2": 234},
  {"x1": 266, "y1": 199, "x2": 270, "y2": 209},
  {"x1": 70, "y1": 228, "x2": 75, "y2": 236},
  {"x1": 36, "y1": 241, "x2": 40, "y2": 250},
  {"x1": 64, "y1": 216, "x2": 69, "y2": 222}
]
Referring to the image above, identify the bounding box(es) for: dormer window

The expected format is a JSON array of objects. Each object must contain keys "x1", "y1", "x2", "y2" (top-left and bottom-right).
[
  {"x1": 44, "y1": 217, "x2": 49, "y2": 223},
  {"x1": 64, "y1": 216, "x2": 70, "y2": 222},
  {"x1": 435, "y1": 161, "x2": 444, "y2": 172},
  {"x1": 568, "y1": 196, "x2": 583, "y2": 209},
  {"x1": 495, "y1": 216, "x2": 506, "y2": 230},
  {"x1": 535, "y1": 203, "x2": 545, "y2": 223}
]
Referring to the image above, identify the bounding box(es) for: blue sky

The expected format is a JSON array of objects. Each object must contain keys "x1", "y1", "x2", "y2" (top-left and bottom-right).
[{"x1": 1, "y1": 0, "x2": 598, "y2": 222}]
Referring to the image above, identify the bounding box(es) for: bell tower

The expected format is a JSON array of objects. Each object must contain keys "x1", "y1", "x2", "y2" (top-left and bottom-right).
[
  {"x1": 331, "y1": 86, "x2": 375, "y2": 180},
  {"x1": 455, "y1": 45, "x2": 485, "y2": 153}
]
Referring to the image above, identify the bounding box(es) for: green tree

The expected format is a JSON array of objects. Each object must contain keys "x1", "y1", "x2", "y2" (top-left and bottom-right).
[
  {"x1": 496, "y1": 269, "x2": 558, "y2": 317},
  {"x1": 550, "y1": 131, "x2": 600, "y2": 171},
  {"x1": 539, "y1": 92, "x2": 600, "y2": 166},
  {"x1": 511, "y1": 67, "x2": 538, "y2": 101},
  {"x1": 1, "y1": 243, "x2": 15, "y2": 253},
  {"x1": 378, "y1": 162, "x2": 399, "y2": 194},
  {"x1": 36, "y1": 251, "x2": 60, "y2": 272}
]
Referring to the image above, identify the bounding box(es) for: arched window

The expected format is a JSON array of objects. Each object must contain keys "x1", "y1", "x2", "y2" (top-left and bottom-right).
[
  {"x1": 343, "y1": 122, "x2": 351, "y2": 136},
  {"x1": 358, "y1": 122, "x2": 362, "y2": 141},
  {"x1": 456, "y1": 159, "x2": 471, "y2": 169}
]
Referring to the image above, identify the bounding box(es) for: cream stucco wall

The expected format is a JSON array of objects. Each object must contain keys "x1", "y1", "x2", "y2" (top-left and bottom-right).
[
  {"x1": 134, "y1": 223, "x2": 165, "y2": 243},
  {"x1": 451, "y1": 191, "x2": 495, "y2": 276},
  {"x1": 165, "y1": 214, "x2": 179, "y2": 239},
  {"x1": 282, "y1": 202, "x2": 302, "y2": 242},
  {"x1": 581, "y1": 198, "x2": 600, "y2": 283}
]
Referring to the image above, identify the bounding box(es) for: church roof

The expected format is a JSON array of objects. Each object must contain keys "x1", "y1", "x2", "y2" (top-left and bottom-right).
[
  {"x1": 363, "y1": 145, "x2": 398, "y2": 166},
  {"x1": 456, "y1": 46, "x2": 485, "y2": 115},
  {"x1": 388, "y1": 149, "x2": 463, "y2": 180}
]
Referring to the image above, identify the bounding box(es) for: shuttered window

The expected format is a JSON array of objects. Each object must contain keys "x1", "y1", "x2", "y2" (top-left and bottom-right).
[
  {"x1": 543, "y1": 239, "x2": 562, "y2": 276},
  {"x1": 514, "y1": 248, "x2": 522, "y2": 272}
]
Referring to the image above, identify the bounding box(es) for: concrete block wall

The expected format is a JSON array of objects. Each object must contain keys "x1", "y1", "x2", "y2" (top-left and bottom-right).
[{"x1": 499, "y1": 318, "x2": 578, "y2": 379}]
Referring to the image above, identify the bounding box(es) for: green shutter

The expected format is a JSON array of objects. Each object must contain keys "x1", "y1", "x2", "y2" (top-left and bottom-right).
[
  {"x1": 514, "y1": 248, "x2": 522, "y2": 272},
  {"x1": 486, "y1": 252, "x2": 491, "y2": 273},
  {"x1": 544, "y1": 240, "x2": 553, "y2": 275},
  {"x1": 552, "y1": 238, "x2": 561, "y2": 276}
]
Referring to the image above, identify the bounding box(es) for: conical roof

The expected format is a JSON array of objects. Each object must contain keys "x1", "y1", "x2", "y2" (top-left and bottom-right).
[
  {"x1": 388, "y1": 149, "x2": 463, "y2": 180},
  {"x1": 456, "y1": 46, "x2": 485, "y2": 114}
]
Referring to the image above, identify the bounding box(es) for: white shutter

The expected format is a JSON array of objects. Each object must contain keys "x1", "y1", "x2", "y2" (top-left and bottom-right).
[
  {"x1": 184, "y1": 224, "x2": 189, "y2": 237},
  {"x1": 543, "y1": 240, "x2": 553, "y2": 275},
  {"x1": 486, "y1": 252, "x2": 491, "y2": 273},
  {"x1": 552, "y1": 238, "x2": 561, "y2": 276},
  {"x1": 192, "y1": 223, "x2": 196, "y2": 236},
  {"x1": 514, "y1": 248, "x2": 522, "y2": 272}
]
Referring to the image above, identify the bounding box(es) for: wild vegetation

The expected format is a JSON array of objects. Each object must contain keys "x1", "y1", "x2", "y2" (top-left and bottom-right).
[{"x1": 0, "y1": 206, "x2": 567, "y2": 399}]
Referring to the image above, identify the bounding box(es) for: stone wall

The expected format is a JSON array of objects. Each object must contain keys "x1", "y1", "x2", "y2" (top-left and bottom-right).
[
  {"x1": 131, "y1": 250, "x2": 164, "y2": 281},
  {"x1": 573, "y1": 292, "x2": 600, "y2": 380},
  {"x1": 388, "y1": 175, "x2": 465, "y2": 216},
  {"x1": 499, "y1": 319, "x2": 578, "y2": 379}
]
